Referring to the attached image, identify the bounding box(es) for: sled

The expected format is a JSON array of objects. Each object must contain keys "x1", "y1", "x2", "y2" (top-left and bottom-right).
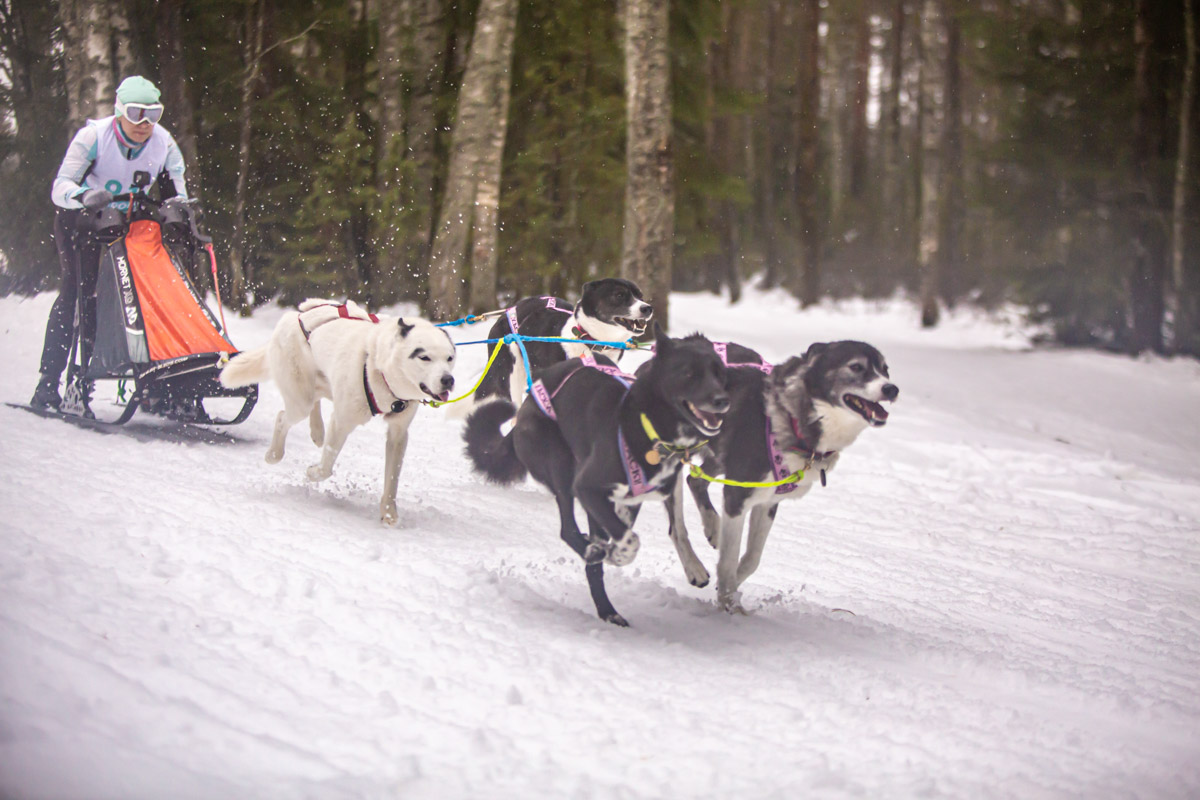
[{"x1": 61, "y1": 172, "x2": 257, "y2": 426}]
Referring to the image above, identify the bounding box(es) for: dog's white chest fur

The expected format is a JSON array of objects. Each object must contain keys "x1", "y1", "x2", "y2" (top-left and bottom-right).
[{"x1": 810, "y1": 400, "x2": 869, "y2": 453}]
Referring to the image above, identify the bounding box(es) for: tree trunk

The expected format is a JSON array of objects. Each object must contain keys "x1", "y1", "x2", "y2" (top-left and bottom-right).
[
  {"x1": 761, "y1": 0, "x2": 782, "y2": 290},
  {"x1": 1170, "y1": 0, "x2": 1196, "y2": 351},
  {"x1": 795, "y1": 0, "x2": 821, "y2": 307},
  {"x1": 228, "y1": 0, "x2": 265, "y2": 315},
  {"x1": 885, "y1": 0, "x2": 907, "y2": 254},
  {"x1": 156, "y1": 0, "x2": 199, "y2": 196},
  {"x1": 375, "y1": 0, "x2": 410, "y2": 295},
  {"x1": 936, "y1": 2, "x2": 964, "y2": 306},
  {"x1": 917, "y1": 0, "x2": 941, "y2": 328},
  {"x1": 849, "y1": 2, "x2": 870, "y2": 202},
  {"x1": 426, "y1": 0, "x2": 519, "y2": 320},
  {"x1": 57, "y1": 0, "x2": 134, "y2": 131},
  {"x1": 407, "y1": 0, "x2": 447, "y2": 283},
  {"x1": 1129, "y1": 0, "x2": 1167, "y2": 353},
  {"x1": 621, "y1": 0, "x2": 674, "y2": 330}
]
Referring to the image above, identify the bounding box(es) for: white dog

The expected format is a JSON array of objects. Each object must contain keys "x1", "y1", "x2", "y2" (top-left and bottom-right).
[{"x1": 220, "y1": 299, "x2": 457, "y2": 524}]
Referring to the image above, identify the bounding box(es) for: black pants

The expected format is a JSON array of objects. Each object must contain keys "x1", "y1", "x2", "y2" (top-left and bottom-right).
[{"x1": 39, "y1": 208, "x2": 101, "y2": 381}]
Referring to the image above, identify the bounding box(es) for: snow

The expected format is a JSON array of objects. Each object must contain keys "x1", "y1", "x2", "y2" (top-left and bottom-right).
[{"x1": 2, "y1": 286, "x2": 1199, "y2": 799}]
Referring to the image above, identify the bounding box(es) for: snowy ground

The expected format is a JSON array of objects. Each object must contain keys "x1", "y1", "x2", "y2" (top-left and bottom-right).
[{"x1": 1, "y1": 286, "x2": 1199, "y2": 799}]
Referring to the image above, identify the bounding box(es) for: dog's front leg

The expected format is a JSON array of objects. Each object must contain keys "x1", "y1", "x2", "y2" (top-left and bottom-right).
[
  {"x1": 687, "y1": 473, "x2": 721, "y2": 549},
  {"x1": 306, "y1": 414, "x2": 351, "y2": 482},
  {"x1": 379, "y1": 420, "x2": 410, "y2": 526},
  {"x1": 665, "y1": 479, "x2": 709, "y2": 587},
  {"x1": 576, "y1": 486, "x2": 640, "y2": 566},
  {"x1": 715, "y1": 510, "x2": 748, "y2": 614},
  {"x1": 736, "y1": 502, "x2": 779, "y2": 590}
]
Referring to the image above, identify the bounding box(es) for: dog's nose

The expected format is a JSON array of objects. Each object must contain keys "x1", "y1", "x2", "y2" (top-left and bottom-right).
[
  {"x1": 639, "y1": 303, "x2": 653, "y2": 318},
  {"x1": 882, "y1": 384, "x2": 899, "y2": 401},
  {"x1": 441, "y1": 374, "x2": 455, "y2": 390}
]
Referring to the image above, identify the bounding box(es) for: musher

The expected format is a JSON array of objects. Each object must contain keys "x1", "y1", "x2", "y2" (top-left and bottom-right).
[{"x1": 31, "y1": 75, "x2": 189, "y2": 414}]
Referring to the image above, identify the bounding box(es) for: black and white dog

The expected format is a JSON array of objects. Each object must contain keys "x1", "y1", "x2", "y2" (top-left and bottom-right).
[
  {"x1": 472, "y1": 278, "x2": 653, "y2": 408},
  {"x1": 464, "y1": 326, "x2": 730, "y2": 626},
  {"x1": 670, "y1": 340, "x2": 898, "y2": 612}
]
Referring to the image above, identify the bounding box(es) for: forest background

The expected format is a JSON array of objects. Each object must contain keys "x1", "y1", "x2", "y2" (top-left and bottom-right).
[{"x1": 1, "y1": 0, "x2": 1197, "y2": 354}]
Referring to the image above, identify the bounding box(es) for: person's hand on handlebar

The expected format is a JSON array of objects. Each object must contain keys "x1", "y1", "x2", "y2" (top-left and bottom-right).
[{"x1": 81, "y1": 188, "x2": 114, "y2": 211}]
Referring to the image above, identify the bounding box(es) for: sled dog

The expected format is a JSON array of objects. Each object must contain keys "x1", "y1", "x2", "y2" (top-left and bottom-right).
[
  {"x1": 471, "y1": 278, "x2": 653, "y2": 409},
  {"x1": 220, "y1": 299, "x2": 456, "y2": 524},
  {"x1": 670, "y1": 340, "x2": 898, "y2": 612},
  {"x1": 463, "y1": 325, "x2": 729, "y2": 626}
]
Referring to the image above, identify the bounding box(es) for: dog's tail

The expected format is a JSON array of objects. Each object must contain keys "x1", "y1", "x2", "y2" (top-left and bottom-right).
[
  {"x1": 463, "y1": 400, "x2": 527, "y2": 485},
  {"x1": 219, "y1": 345, "x2": 270, "y2": 388}
]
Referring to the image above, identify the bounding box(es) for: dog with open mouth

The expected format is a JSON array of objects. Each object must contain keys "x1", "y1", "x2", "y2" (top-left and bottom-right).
[
  {"x1": 470, "y1": 278, "x2": 654, "y2": 410},
  {"x1": 463, "y1": 325, "x2": 730, "y2": 626},
  {"x1": 666, "y1": 340, "x2": 898, "y2": 612},
  {"x1": 220, "y1": 299, "x2": 457, "y2": 525}
]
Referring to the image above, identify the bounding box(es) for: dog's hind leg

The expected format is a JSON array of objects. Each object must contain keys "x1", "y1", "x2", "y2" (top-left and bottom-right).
[
  {"x1": 306, "y1": 414, "x2": 351, "y2": 482},
  {"x1": 585, "y1": 562, "x2": 628, "y2": 627},
  {"x1": 308, "y1": 402, "x2": 325, "y2": 447},
  {"x1": 736, "y1": 503, "x2": 779, "y2": 590},
  {"x1": 665, "y1": 479, "x2": 709, "y2": 587},
  {"x1": 687, "y1": 473, "x2": 721, "y2": 549},
  {"x1": 379, "y1": 419, "x2": 411, "y2": 525},
  {"x1": 266, "y1": 405, "x2": 309, "y2": 464}
]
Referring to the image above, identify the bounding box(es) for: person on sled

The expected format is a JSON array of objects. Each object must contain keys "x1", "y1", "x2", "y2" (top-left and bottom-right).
[{"x1": 31, "y1": 75, "x2": 189, "y2": 414}]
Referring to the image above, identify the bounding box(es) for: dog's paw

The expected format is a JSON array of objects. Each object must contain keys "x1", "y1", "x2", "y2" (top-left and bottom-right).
[
  {"x1": 305, "y1": 464, "x2": 331, "y2": 482},
  {"x1": 265, "y1": 448, "x2": 283, "y2": 465},
  {"x1": 583, "y1": 541, "x2": 608, "y2": 564},
  {"x1": 605, "y1": 532, "x2": 640, "y2": 566},
  {"x1": 718, "y1": 591, "x2": 747, "y2": 615},
  {"x1": 380, "y1": 502, "x2": 398, "y2": 526},
  {"x1": 602, "y1": 611, "x2": 630, "y2": 627},
  {"x1": 684, "y1": 562, "x2": 710, "y2": 588}
]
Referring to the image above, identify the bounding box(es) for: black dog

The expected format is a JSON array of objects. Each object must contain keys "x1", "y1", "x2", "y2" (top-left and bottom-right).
[
  {"x1": 671, "y1": 340, "x2": 898, "y2": 612},
  {"x1": 471, "y1": 278, "x2": 653, "y2": 408},
  {"x1": 464, "y1": 326, "x2": 729, "y2": 626}
]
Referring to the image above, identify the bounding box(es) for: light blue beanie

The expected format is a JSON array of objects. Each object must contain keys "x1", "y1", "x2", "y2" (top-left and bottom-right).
[{"x1": 115, "y1": 76, "x2": 161, "y2": 108}]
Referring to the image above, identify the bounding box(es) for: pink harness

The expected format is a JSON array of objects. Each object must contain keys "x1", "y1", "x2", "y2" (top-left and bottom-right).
[{"x1": 505, "y1": 296, "x2": 571, "y2": 336}]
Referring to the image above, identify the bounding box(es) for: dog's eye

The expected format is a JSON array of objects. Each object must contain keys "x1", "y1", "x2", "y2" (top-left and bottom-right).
[
  {"x1": 849, "y1": 363, "x2": 865, "y2": 374},
  {"x1": 419, "y1": 355, "x2": 432, "y2": 362}
]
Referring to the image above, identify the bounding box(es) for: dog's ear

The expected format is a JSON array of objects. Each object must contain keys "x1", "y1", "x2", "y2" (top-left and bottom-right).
[
  {"x1": 770, "y1": 355, "x2": 807, "y2": 388},
  {"x1": 652, "y1": 322, "x2": 671, "y2": 355},
  {"x1": 398, "y1": 318, "x2": 415, "y2": 338},
  {"x1": 801, "y1": 342, "x2": 828, "y2": 363}
]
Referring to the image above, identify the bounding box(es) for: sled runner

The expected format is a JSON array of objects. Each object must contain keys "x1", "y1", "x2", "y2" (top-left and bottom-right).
[{"x1": 58, "y1": 171, "x2": 256, "y2": 426}]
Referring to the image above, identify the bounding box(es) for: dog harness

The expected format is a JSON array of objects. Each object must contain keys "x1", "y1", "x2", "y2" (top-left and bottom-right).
[
  {"x1": 298, "y1": 302, "x2": 380, "y2": 342},
  {"x1": 712, "y1": 341, "x2": 830, "y2": 492},
  {"x1": 713, "y1": 342, "x2": 773, "y2": 374},
  {"x1": 505, "y1": 296, "x2": 570, "y2": 336},
  {"x1": 528, "y1": 355, "x2": 674, "y2": 497}
]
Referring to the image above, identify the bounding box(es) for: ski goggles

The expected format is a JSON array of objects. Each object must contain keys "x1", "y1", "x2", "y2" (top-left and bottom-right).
[{"x1": 116, "y1": 101, "x2": 164, "y2": 125}]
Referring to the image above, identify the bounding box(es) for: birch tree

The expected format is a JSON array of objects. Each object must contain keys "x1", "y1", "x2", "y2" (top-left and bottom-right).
[
  {"x1": 620, "y1": 0, "x2": 674, "y2": 329},
  {"x1": 426, "y1": 0, "x2": 518, "y2": 319},
  {"x1": 57, "y1": 0, "x2": 133, "y2": 129},
  {"x1": 1170, "y1": 0, "x2": 1196, "y2": 350}
]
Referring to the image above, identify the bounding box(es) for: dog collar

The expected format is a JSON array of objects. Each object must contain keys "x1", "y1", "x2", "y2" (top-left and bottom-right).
[
  {"x1": 639, "y1": 413, "x2": 707, "y2": 466},
  {"x1": 571, "y1": 323, "x2": 619, "y2": 352},
  {"x1": 780, "y1": 414, "x2": 833, "y2": 487},
  {"x1": 363, "y1": 365, "x2": 408, "y2": 416}
]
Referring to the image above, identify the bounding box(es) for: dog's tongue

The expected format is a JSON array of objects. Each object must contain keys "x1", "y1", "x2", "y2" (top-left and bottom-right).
[{"x1": 436, "y1": 391, "x2": 450, "y2": 402}]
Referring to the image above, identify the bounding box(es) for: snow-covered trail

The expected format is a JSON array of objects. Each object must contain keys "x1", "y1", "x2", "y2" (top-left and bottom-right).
[{"x1": 1, "y1": 289, "x2": 1198, "y2": 799}]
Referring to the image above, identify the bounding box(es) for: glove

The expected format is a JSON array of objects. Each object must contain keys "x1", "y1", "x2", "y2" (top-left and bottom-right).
[{"x1": 81, "y1": 188, "x2": 114, "y2": 211}]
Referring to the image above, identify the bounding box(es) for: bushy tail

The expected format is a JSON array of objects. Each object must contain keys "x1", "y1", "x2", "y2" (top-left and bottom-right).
[
  {"x1": 219, "y1": 346, "x2": 270, "y2": 388},
  {"x1": 463, "y1": 400, "x2": 527, "y2": 485}
]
